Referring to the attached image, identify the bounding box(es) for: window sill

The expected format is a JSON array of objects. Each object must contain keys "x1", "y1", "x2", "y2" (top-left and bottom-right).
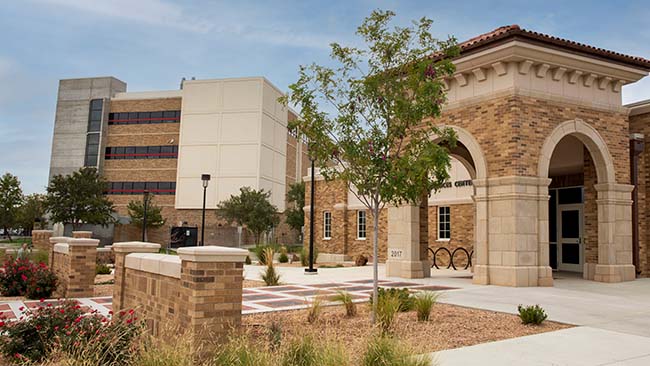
[
  {"x1": 436, "y1": 239, "x2": 451, "y2": 242},
  {"x1": 323, "y1": 237, "x2": 331, "y2": 241},
  {"x1": 355, "y1": 237, "x2": 367, "y2": 241}
]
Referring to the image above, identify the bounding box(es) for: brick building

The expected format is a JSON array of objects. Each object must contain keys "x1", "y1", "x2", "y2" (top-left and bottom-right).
[
  {"x1": 48, "y1": 77, "x2": 308, "y2": 247},
  {"x1": 304, "y1": 25, "x2": 650, "y2": 286}
]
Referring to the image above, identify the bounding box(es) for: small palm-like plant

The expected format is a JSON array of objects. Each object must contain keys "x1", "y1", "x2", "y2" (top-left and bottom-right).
[
  {"x1": 375, "y1": 292, "x2": 401, "y2": 334},
  {"x1": 517, "y1": 304, "x2": 548, "y2": 325},
  {"x1": 331, "y1": 290, "x2": 357, "y2": 317},
  {"x1": 307, "y1": 296, "x2": 323, "y2": 324},
  {"x1": 261, "y1": 248, "x2": 281, "y2": 286},
  {"x1": 362, "y1": 336, "x2": 432, "y2": 366},
  {"x1": 414, "y1": 291, "x2": 440, "y2": 321}
]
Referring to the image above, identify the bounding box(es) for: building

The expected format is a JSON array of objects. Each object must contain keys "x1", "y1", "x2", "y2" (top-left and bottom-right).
[
  {"x1": 305, "y1": 25, "x2": 650, "y2": 286},
  {"x1": 48, "y1": 77, "x2": 308, "y2": 246}
]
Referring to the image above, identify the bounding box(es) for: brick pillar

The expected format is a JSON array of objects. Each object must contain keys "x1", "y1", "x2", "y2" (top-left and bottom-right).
[
  {"x1": 72, "y1": 231, "x2": 93, "y2": 239},
  {"x1": 112, "y1": 242, "x2": 161, "y2": 310},
  {"x1": 66, "y1": 238, "x2": 100, "y2": 297},
  {"x1": 48, "y1": 237, "x2": 69, "y2": 268},
  {"x1": 177, "y1": 246, "x2": 248, "y2": 343},
  {"x1": 31, "y1": 230, "x2": 53, "y2": 252}
]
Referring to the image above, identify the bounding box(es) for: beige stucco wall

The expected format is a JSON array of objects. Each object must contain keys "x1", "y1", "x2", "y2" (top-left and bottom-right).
[{"x1": 175, "y1": 77, "x2": 288, "y2": 211}]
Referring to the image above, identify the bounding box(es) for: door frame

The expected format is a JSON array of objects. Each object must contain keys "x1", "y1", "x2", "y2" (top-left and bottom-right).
[{"x1": 557, "y1": 204, "x2": 584, "y2": 272}]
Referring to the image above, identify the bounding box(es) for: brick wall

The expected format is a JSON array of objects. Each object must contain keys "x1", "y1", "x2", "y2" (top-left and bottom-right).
[
  {"x1": 51, "y1": 238, "x2": 99, "y2": 298},
  {"x1": 113, "y1": 243, "x2": 247, "y2": 346},
  {"x1": 630, "y1": 111, "x2": 650, "y2": 276},
  {"x1": 428, "y1": 204, "x2": 474, "y2": 267},
  {"x1": 31, "y1": 230, "x2": 53, "y2": 252}
]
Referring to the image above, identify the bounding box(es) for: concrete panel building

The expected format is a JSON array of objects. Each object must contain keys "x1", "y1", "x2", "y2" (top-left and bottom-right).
[{"x1": 48, "y1": 77, "x2": 307, "y2": 247}]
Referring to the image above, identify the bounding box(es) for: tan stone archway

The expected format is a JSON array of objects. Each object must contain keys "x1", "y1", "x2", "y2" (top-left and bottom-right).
[
  {"x1": 538, "y1": 119, "x2": 635, "y2": 283},
  {"x1": 386, "y1": 125, "x2": 489, "y2": 279}
]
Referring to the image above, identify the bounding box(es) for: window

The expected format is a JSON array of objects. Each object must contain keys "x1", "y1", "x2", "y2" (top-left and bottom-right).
[
  {"x1": 85, "y1": 99, "x2": 103, "y2": 167},
  {"x1": 438, "y1": 206, "x2": 451, "y2": 240},
  {"x1": 104, "y1": 145, "x2": 178, "y2": 159},
  {"x1": 105, "y1": 181, "x2": 176, "y2": 195},
  {"x1": 323, "y1": 211, "x2": 332, "y2": 239},
  {"x1": 357, "y1": 210, "x2": 367, "y2": 239},
  {"x1": 108, "y1": 110, "x2": 181, "y2": 125}
]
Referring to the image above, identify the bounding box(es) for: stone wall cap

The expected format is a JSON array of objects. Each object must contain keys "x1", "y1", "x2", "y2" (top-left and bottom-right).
[
  {"x1": 31, "y1": 230, "x2": 53, "y2": 234},
  {"x1": 177, "y1": 245, "x2": 249, "y2": 262},
  {"x1": 49, "y1": 236, "x2": 70, "y2": 244},
  {"x1": 67, "y1": 238, "x2": 100, "y2": 247},
  {"x1": 113, "y1": 241, "x2": 161, "y2": 253},
  {"x1": 53, "y1": 243, "x2": 69, "y2": 254},
  {"x1": 125, "y1": 253, "x2": 181, "y2": 279}
]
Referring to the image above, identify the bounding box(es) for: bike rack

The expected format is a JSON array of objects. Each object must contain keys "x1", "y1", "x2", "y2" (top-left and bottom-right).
[{"x1": 428, "y1": 246, "x2": 473, "y2": 270}]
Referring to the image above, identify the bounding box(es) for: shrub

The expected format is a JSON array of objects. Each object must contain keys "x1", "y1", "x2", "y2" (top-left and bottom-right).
[
  {"x1": 213, "y1": 335, "x2": 272, "y2": 366},
  {"x1": 261, "y1": 248, "x2": 281, "y2": 286},
  {"x1": 0, "y1": 258, "x2": 58, "y2": 299},
  {"x1": 362, "y1": 336, "x2": 431, "y2": 366},
  {"x1": 245, "y1": 255, "x2": 252, "y2": 265},
  {"x1": 0, "y1": 299, "x2": 140, "y2": 364},
  {"x1": 96, "y1": 263, "x2": 111, "y2": 275},
  {"x1": 375, "y1": 292, "x2": 401, "y2": 334},
  {"x1": 355, "y1": 255, "x2": 368, "y2": 266},
  {"x1": 281, "y1": 336, "x2": 348, "y2": 366},
  {"x1": 331, "y1": 290, "x2": 357, "y2": 317},
  {"x1": 369, "y1": 287, "x2": 414, "y2": 312},
  {"x1": 307, "y1": 296, "x2": 323, "y2": 324},
  {"x1": 268, "y1": 321, "x2": 282, "y2": 351},
  {"x1": 300, "y1": 246, "x2": 318, "y2": 266},
  {"x1": 414, "y1": 291, "x2": 440, "y2": 322},
  {"x1": 278, "y1": 252, "x2": 289, "y2": 263},
  {"x1": 517, "y1": 304, "x2": 548, "y2": 325},
  {"x1": 134, "y1": 325, "x2": 200, "y2": 366},
  {"x1": 253, "y1": 244, "x2": 279, "y2": 265}
]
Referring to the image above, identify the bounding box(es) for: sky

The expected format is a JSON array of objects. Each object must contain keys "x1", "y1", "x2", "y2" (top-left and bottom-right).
[{"x1": 1, "y1": 0, "x2": 650, "y2": 194}]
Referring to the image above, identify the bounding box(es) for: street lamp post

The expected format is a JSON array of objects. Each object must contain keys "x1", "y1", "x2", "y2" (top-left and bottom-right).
[
  {"x1": 305, "y1": 156, "x2": 317, "y2": 274},
  {"x1": 200, "y1": 174, "x2": 211, "y2": 246},
  {"x1": 142, "y1": 190, "x2": 149, "y2": 242}
]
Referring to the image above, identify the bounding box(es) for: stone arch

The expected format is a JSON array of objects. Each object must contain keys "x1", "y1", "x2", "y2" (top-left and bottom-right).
[
  {"x1": 432, "y1": 125, "x2": 488, "y2": 180},
  {"x1": 538, "y1": 119, "x2": 616, "y2": 183}
]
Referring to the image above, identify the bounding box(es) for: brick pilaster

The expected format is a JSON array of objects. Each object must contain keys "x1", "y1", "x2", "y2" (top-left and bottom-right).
[
  {"x1": 66, "y1": 238, "x2": 100, "y2": 297},
  {"x1": 48, "y1": 237, "x2": 69, "y2": 268},
  {"x1": 112, "y1": 242, "x2": 161, "y2": 310}
]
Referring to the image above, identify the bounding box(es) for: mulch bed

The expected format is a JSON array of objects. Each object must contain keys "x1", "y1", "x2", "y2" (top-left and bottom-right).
[{"x1": 243, "y1": 303, "x2": 570, "y2": 362}]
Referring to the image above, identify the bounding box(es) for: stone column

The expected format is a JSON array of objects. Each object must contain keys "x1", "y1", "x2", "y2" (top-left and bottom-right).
[
  {"x1": 112, "y1": 242, "x2": 161, "y2": 310},
  {"x1": 66, "y1": 238, "x2": 100, "y2": 297},
  {"x1": 476, "y1": 176, "x2": 553, "y2": 287},
  {"x1": 593, "y1": 183, "x2": 636, "y2": 282},
  {"x1": 386, "y1": 204, "x2": 429, "y2": 278},
  {"x1": 177, "y1": 246, "x2": 248, "y2": 343},
  {"x1": 48, "y1": 236, "x2": 69, "y2": 268},
  {"x1": 472, "y1": 178, "x2": 490, "y2": 284},
  {"x1": 31, "y1": 230, "x2": 53, "y2": 252},
  {"x1": 72, "y1": 231, "x2": 93, "y2": 239}
]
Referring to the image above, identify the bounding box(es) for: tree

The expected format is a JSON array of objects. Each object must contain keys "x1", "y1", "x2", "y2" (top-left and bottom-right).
[
  {"x1": 216, "y1": 187, "x2": 280, "y2": 245},
  {"x1": 127, "y1": 196, "x2": 166, "y2": 241},
  {"x1": 44, "y1": 168, "x2": 115, "y2": 229},
  {"x1": 281, "y1": 10, "x2": 458, "y2": 322},
  {"x1": 285, "y1": 182, "x2": 305, "y2": 239},
  {"x1": 17, "y1": 194, "x2": 47, "y2": 235},
  {"x1": 0, "y1": 173, "x2": 24, "y2": 241}
]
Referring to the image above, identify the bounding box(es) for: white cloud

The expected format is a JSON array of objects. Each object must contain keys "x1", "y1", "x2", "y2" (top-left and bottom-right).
[{"x1": 33, "y1": 0, "x2": 213, "y2": 33}]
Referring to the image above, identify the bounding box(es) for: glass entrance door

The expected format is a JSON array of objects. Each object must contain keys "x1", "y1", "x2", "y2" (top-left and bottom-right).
[{"x1": 558, "y1": 205, "x2": 583, "y2": 272}]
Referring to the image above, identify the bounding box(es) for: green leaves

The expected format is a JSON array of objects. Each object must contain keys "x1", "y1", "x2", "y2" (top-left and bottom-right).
[
  {"x1": 127, "y1": 197, "x2": 165, "y2": 229},
  {"x1": 216, "y1": 187, "x2": 279, "y2": 244},
  {"x1": 44, "y1": 167, "x2": 115, "y2": 228},
  {"x1": 0, "y1": 173, "x2": 24, "y2": 236},
  {"x1": 283, "y1": 9, "x2": 458, "y2": 210},
  {"x1": 285, "y1": 182, "x2": 305, "y2": 233}
]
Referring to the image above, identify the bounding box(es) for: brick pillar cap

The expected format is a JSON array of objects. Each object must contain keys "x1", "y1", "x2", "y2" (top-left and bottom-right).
[
  {"x1": 31, "y1": 230, "x2": 53, "y2": 234},
  {"x1": 177, "y1": 245, "x2": 248, "y2": 263},
  {"x1": 68, "y1": 238, "x2": 100, "y2": 247},
  {"x1": 49, "y1": 236, "x2": 70, "y2": 244},
  {"x1": 112, "y1": 241, "x2": 161, "y2": 253}
]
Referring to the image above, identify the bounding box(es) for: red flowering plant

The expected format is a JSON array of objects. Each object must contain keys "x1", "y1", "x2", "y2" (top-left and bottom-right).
[
  {"x1": 0, "y1": 300, "x2": 141, "y2": 364},
  {"x1": 0, "y1": 258, "x2": 58, "y2": 299}
]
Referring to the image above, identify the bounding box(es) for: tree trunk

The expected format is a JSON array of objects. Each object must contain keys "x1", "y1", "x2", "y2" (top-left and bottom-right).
[
  {"x1": 371, "y1": 204, "x2": 380, "y2": 324},
  {"x1": 4, "y1": 226, "x2": 11, "y2": 242}
]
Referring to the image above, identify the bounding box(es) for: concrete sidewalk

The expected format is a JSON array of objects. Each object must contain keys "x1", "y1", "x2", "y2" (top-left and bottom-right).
[{"x1": 433, "y1": 327, "x2": 650, "y2": 366}]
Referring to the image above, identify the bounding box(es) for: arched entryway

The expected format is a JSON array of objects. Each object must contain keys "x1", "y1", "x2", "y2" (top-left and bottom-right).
[{"x1": 538, "y1": 120, "x2": 635, "y2": 282}]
